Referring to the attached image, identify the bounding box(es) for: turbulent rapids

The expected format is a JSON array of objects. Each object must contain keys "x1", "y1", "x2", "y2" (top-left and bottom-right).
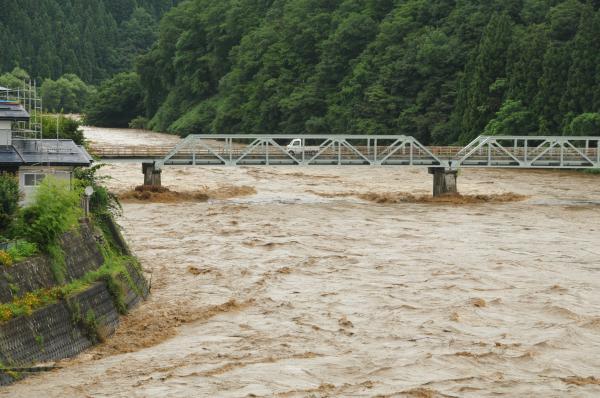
[{"x1": 4, "y1": 127, "x2": 600, "y2": 397}]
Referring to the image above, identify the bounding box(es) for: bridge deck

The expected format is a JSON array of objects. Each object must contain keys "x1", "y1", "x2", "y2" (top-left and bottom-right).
[{"x1": 90, "y1": 135, "x2": 600, "y2": 169}]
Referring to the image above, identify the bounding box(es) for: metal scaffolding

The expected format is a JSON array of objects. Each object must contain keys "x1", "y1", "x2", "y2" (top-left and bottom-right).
[{"x1": 0, "y1": 81, "x2": 43, "y2": 140}]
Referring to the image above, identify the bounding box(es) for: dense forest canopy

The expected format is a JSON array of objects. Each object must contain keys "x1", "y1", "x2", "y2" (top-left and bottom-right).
[
  {"x1": 0, "y1": 0, "x2": 178, "y2": 83},
  {"x1": 133, "y1": 0, "x2": 600, "y2": 144},
  {"x1": 2, "y1": 0, "x2": 600, "y2": 143}
]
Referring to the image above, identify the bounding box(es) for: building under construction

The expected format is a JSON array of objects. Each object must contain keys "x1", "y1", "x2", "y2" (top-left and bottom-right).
[{"x1": 0, "y1": 83, "x2": 92, "y2": 204}]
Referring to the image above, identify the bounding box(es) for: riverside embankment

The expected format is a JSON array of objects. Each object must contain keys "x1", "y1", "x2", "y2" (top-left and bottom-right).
[{"x1": 3, "y1": 127, "x2": 600, "y2": 397}]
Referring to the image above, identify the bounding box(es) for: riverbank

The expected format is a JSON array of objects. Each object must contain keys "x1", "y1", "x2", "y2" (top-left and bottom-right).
[
  {"x1": 3, "y1": 127, "x2": 599, "y2": 397},
  {"x1": 0, "y1": 217, "x2": 148, "y2": 385}
]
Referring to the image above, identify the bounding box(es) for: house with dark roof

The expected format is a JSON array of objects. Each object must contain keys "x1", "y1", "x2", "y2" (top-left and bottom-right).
[{"x1": 0, "y1": 100, "x2": 92, "y2": 204}]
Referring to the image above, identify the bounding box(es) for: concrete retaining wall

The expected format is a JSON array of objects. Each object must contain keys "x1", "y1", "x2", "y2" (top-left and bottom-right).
[
  {"x1": 60, "y1": 221, "x2": 105, "y2": 281},
  {"x1": 0, "y1": 221, "x2": 105, "y2": 303},
  {"x1": 0, "y1": 216, "x2": 148, "y2": 385},
  {"x1": 0, "y1": 257, "x2": 54, "y2": 304},
  {"x1": 0, "y1": 276, "x2": 148, "y2": 385}
]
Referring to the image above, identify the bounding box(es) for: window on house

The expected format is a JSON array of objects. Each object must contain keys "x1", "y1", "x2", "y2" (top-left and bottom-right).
[
  {"x1": 24, "y1": 174, "x2": 35, "y2": 186},
  {"x1": 23, "y1": 173, "x2": 46, "y2": 186}
]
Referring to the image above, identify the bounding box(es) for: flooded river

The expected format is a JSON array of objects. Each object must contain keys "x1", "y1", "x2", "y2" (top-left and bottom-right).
[{"x1": 3, "y1": 128, "x2": 600, "y2": 397}]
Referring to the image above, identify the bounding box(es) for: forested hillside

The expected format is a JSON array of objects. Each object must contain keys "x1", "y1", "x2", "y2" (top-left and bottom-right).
[
  {"x1": 131, "y1": 0, "x2": 600, "y2": 144},
  {"x1": 0, "y1": 0, "x2": 178, "y2": 83},
  {"x1": 2, "y1": 0, "x2": 599, "y2": 143}
]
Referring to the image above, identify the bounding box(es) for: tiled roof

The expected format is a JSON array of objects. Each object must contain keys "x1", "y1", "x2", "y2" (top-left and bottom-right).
[
  {"x1": 0, "y1": 145, "x2": 24, "y2": 165},
  {"x1": 0, "y1": 139, "x2": 92, "y2": 167},
  {"x1": 0, "y1": 102, "x2": 30, "y2": 121}
]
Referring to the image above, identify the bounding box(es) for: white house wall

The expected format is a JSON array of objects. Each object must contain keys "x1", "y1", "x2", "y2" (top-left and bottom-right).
[
  {"x1": 0, "y1": 120, "x2": 11, "y2": 145},
  {"x1": 18, "y1": 166, "x2": 73, "y2": 206}
]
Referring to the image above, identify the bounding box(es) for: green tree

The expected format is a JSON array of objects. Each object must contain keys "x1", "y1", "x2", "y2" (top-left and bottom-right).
[
  {"x1": 535, "y1": 43, "x2": 571, "y2": 134},
  {"x1": 17, "y1": 177, "x2": 81, "y2": 249},
  {"x1": 560, "y1": 5, "x2": 600, "y2": 118},
  {"x1": 41, "y1": 74, "x2": 94, "y2": 113},
  {"x1": 568, "y1": 113, "x2": 600, "y2": 136},
  {"x1": 459, "y1": 13, "x2": 514, "y2": 143},
  {"x1": 41, "y1": 115, "x2": 85, "y2": 145},
  {"x1": 0, "y1": 0, "x2": 178, "y2": 83},
  {"x1": 84, "y1": 72, "x2": 144, "y2": 127},
  {"x1": 520, "y1": 0, "x2": 551, "y2": 24},
  {"x1": 128, "y1": 0, "x2": 599, "y2": 144},
  {"x1": 74, "y1": 164, "x2": 121, "y2": 217},
  {"x1": 547, "y1": 0, "x2": 584, "y2": 41},
  {"x1": 483, "y1": 99, "x2": 538, "y2": 135},
  {"x1": 506, "y1": 25, "x2": 548, "y2": 107},
  {"x1": 0, "y1": 67, "x2": 30, "y2": 89},
  {"x1": 0, "y1": 174, "x2": 20, "y2": 234}
]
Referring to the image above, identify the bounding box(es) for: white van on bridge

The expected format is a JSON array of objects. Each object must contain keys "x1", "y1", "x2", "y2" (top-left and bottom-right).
[{"x1": 285, "y1": 138, "x2": 321, "y2": 156}]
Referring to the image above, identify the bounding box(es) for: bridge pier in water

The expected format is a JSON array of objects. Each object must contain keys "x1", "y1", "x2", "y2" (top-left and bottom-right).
[
  {"x1": 428, "y1": 167, "x2": 458, "y2": 197},
  {"x1": 142, "y1": 162, "x2": 162, "y2": 187}
]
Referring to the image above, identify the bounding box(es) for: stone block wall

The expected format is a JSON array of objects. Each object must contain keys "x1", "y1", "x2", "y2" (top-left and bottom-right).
[
  {"x1": 0, "y1": 221, "x2": 105, "y2": 303},
  {"x1": 0, "y1": 277, "x2": 147, "y2": 385},
  {"x1": 60, "y1": 221, "x2": 105, "y2": 281},
  {"x1": 0, "y1": 216, "x2": 148, "y2": 385}
]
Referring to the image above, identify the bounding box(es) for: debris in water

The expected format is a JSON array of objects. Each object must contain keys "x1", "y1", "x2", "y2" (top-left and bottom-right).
[
  {"x1": 470, "y1": 298, "x2": 487, "y2": 308},
  {"x1": 308, "y1": 190, "x2": 527, "y2": 204},
  {"x1": 119, "y1": 185, "x2": 256, "y2": 203},
  {"x1": 187, "y1": 266, "x2": 211, "y2": 275},
  {"x1": 561, "y1": 376, "x2": 600, "y2": 386},
  {"x1": 338, "y1": 316, "x2": 354, "y2": 328},
  {"x1": 89, "y1": 299, "x2": 254, "y2": 358},
  {"x1": 359, "y1": 192, "x2": 527, "y2": 204},
  {"x1": 400, "y1": 387, "x2": 440, "y2": 398}
]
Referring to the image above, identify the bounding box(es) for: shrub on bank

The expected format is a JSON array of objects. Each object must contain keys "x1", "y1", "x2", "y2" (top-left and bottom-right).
[
  {"x1": 84, "y1": 72, "x2": 144, "y2": 128},
  {"x1": 128, "y1": 116, "x2": 149, "y2": 129},
  {"x1": 15, "y1": 177, "x2": 81, "y2": 249},
  {"x1": 74, "y1": 164, "x2": 121, "y2": 218},
  {"x1": 6, "y1": 241, "x2": 38, "y2": 262},
  {"x1": 0, "y1": 241, "x2": 38, "y2": 267},
  {"x1": 0, "y1": 247, "x2": 139, "y2": 323},
  {"x1": 0, "y1": 162, "x2": 143, "y2": 324},
  {"x1": 41, "y1": 114, "x2": 85, "y2": 145},
  {"x1": 0, "y1": 251, "x2": 12, "y2": 267},
  {"x1": 0, "y1": 174, "x2": 19, "y2": 235}
]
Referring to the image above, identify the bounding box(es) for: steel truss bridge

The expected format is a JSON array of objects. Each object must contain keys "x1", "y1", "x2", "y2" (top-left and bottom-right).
[{"x1": 120, "y1": 134, "x2": 600, "y2": 170}]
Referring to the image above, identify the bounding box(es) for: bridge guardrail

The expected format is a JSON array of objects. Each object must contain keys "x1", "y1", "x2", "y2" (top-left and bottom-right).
[{"x1": 89, "y1": 135, "x2": 600, "y2": 169}]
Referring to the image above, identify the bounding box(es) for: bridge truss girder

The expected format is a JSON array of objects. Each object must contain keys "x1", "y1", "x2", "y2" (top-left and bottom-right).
[
  {"x1": 155, "y1": 134, "x2": 600, "y2": 170},
  {"x1": 455, "y1": 136, "x2": 600, "y2": 169},
  {"x1": 157, "y1": 135, "x2": 444, "y2": 168}
]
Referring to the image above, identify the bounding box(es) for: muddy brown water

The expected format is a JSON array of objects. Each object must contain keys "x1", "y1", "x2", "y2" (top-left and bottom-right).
[{"x1": 2, "y1": 128, "x2": 600, "y2": 397}]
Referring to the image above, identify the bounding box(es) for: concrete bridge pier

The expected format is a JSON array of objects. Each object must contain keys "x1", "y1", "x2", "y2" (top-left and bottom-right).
[
  {"x1": 142, "y1": 162, "x2": 162, "y2": 187},
  {"x1": 428, "y1": 167, "x2": 458, "y2": 197}
]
